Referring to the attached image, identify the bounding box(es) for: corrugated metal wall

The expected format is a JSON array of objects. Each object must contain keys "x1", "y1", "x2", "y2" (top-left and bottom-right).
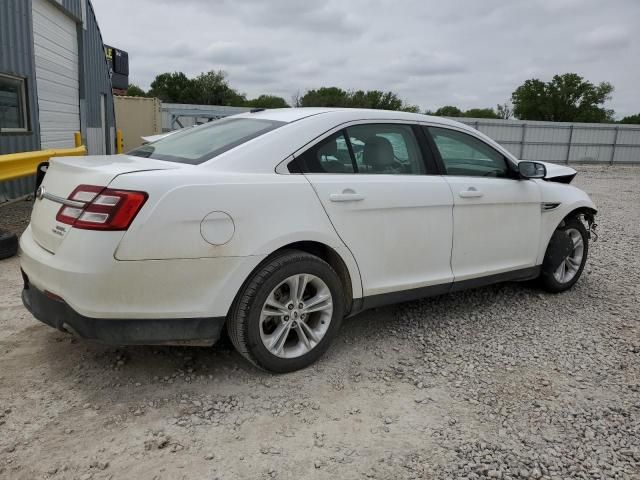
[
  {"x1": 454, "y1": 118, "x2": 640, "y2": 164},
  {"x1": 0, "y1": 0, "x2": 41, "y2": 155},
  {"x1": 0, "y1": 0, "x2": 116, "y2": 202},
  {"x1": 0, "y1": 0, "x2": 41, "y2": 202},
  {"x1": 61, "y1": 0, "x2": 82, "y2": 19},
  {"x1": 32, "y1": 0, "x2": 81, "y2": 149},
  {"x1": 158, "y1": 105, "x2": 640, "y2": 164},
  {"x1": 82, "y1": 0, "x2": 115, "y2": 147}
]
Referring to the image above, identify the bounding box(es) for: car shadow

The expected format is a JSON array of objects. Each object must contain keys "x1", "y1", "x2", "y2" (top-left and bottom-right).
[{"x1": 26, "y1": 279, "x2": 561, "y2": 407}]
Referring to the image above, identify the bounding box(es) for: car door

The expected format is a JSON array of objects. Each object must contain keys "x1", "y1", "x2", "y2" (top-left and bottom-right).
[
  {"x1": 425, "y1": 126, "x2": 542, "y2": 282},
  {"x1": 293, "y1": 122, "x2": 454, "y2": 300}
]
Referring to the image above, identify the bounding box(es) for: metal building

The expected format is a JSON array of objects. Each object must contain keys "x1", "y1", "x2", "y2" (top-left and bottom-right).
[{"x1": 0, "y1": 0, "x2": 115, "y2": 165}]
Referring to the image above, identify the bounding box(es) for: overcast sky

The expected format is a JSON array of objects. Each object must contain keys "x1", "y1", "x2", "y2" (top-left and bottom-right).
[{"x1": 92, "y1": 0, "x2": 639, "y2": 118}]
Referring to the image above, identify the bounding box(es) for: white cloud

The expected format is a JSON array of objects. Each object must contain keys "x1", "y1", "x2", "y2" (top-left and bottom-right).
[
  {"x1": 91, "y1": 0, "x2": 640, "y2": 118},
  {"x1": 579, "y1": 25, "x2": 630, "y2": 49}
]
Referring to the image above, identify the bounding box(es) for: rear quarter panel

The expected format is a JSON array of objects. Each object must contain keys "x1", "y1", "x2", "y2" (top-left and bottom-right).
[{"x1": 110, "y1": 170, "x2": 363, "y2": 298}]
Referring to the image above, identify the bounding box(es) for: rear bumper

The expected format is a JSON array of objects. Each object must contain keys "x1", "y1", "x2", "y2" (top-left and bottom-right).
[
  {"x1": 22, "y1": 281, "x2": 225, "y2": 346},
  {"x1": 19, "y1": 225, "x2": 266, "y2": 319}
]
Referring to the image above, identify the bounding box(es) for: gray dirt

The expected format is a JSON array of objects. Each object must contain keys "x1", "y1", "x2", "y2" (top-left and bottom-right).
[{"x1": 0, "y1": 165, "x2": 638, "y2": 479}]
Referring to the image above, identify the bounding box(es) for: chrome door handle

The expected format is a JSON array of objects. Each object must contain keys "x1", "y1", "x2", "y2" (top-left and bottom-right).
[
  {"x1": 329, "y1": 190, "x2": 365, "y2": 202},
  {"x1": 459, "y1": 187, "x2": 483, "y2": 198}
]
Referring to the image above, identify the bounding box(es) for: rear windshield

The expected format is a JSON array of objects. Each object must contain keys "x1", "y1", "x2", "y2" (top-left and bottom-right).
[{"x1": 128, "y1": 117, "x2": 286, "y2": 165}]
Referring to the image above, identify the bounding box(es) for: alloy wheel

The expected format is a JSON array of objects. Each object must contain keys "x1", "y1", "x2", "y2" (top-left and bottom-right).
[
  {"x1": 553, "y1": 227, "x2": 584, "y2": 284},
  {"x1": 259, "y1": 274, "x2": 333, "y2": 358}
]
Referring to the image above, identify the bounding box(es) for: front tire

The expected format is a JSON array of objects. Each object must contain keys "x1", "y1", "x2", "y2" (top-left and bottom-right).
[
  {"x1": 539, "y1": 216, "x2": 589, "y2": 293},
  {"x1": 227, "y1": 250, "x2": 345, "y2": 373}
]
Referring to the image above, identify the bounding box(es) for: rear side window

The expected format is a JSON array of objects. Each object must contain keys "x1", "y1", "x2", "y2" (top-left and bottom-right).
[
  {"x1": 292, "y1": 123, "x2": 425, "y2": 174},
  {"x1": 346, "y1": 124, "x2": 424, "y2": 174},
  {"x1": 128, "y1": 117, "x2": 285, "y2": 165},
  {"x1": 294, "y1": 131, "x2": 356, "y2": 173}
]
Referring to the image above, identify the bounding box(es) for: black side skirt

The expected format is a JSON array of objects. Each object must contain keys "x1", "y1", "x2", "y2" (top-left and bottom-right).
[{"x1": 349, "y1": 266, "x2": 541, "y2": 316}]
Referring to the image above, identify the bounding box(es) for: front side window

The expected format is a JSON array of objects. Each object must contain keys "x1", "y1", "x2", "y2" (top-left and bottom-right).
[
  {"x1": 128, "y1": 117, "x2": 285, "y2": 165},
  {"x1": 428, "y1": 127, "x2": 510, "y2": 178},
  {"x1": 347, "y1": 124, "x2": 425, "y2": 174},
  {"x1": 0, "y1": 74, "x2": 28, "y2": 131}
]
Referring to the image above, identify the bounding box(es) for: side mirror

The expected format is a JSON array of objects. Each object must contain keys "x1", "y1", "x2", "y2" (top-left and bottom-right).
[{"x1": 518, "y1": 161, "x2": 546, "y2": 179}]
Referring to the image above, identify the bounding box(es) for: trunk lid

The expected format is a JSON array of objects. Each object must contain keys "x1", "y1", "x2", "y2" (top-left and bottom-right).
[{"x1": 30, "y1": 154, "x2": 178, "y2": 253}]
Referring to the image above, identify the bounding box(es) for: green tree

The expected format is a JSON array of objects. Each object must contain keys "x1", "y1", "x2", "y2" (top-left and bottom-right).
[
  {"x1": 300, "y1": 87, "x2": 351, "y2": 107},
  {"x1": 300, "y1": 87, "x2": 418, "y2": 112},
  {"x1": 401, "y1": 104, "x2": 421, "y2": 114},
  {"x1": 433, "y1": 106, "x2": 463, "y2": 117},
  {"x1": 464, "y1": 108, "x2": 499, "y2": 119},
  {"x1": 245, "y1": 95, "x2": 289, "y2": 109},
  {"x1": 126, "y1": 84, "x2": 147, "y2": 97},
  {"x1": 349, "y1": 90, "x2": 419, "y2": 112},
  {"x1": 512, "y1": 73, "x2": 614, "y2": 122},
  {"x1": 350, "y1": 90, "x2": 394, "y2": 109},
  {"x1": 620, "y1": 113, "x2": 640, "y2": 124},
  {"x1": 147, "y1": 72, "x2": 194, "y2": 103},
  {"x1": 146, "y1": 70, "x2": 246, "y2": 105},
  {"x1": 192, "y1": 70, "x2": 246, "y2": 106}
]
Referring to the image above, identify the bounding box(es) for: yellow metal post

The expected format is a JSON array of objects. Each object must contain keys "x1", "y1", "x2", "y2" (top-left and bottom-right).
[
  {"x1": 116, "y1": 129, "x2": 124, "y2": 154},
  {"x1": 74, "y1": 131, "x2": 82, "y2": 148}
]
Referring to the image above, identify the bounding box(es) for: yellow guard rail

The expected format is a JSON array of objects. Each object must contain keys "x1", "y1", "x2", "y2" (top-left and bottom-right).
[{"x1": 0, "y1": 133, "x2": 87, "y2": 183}]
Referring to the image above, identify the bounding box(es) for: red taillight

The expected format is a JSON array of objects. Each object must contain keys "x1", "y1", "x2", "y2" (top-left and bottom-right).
[{"x1": 56, "y1": 184, "x2": 147, "y2": 231}]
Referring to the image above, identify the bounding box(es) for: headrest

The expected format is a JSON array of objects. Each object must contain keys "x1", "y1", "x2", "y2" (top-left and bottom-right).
[
  {"x1": 318, "y1": 140, "x2": 338, "y2": 158},
  {"x1": 363, "y1": 136, "x2": 395, "y2": 170}
]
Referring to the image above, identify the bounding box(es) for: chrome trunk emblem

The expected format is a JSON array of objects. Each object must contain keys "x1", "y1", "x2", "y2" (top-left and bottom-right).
[{"x1": 36, "y1": 186, "x2": 45, "y2": 200}]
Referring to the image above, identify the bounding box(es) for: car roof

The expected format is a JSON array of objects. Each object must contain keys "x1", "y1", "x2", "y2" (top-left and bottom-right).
[
  {"x1": 205, "y1": 106, "x2": 517, "y2": 174},
  {"x1": 234, "y1": 107, "x2": 469, "y2": 130}
]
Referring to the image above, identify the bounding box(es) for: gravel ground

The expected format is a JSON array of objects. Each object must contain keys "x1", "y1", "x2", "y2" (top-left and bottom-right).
[
  {"x1": 0, "y1": 165, "x2": 638, "y2": 480},
  {"x1": 0, "y1": 198, "x2": 32, "y2": 236}
]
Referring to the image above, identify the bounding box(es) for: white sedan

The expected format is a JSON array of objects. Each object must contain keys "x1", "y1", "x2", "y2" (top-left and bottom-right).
[{"x1": 20, "y1": 108, "x2": 597, "y2": 372}]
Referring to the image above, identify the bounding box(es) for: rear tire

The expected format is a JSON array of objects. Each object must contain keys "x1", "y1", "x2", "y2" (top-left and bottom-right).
[
  {"x1": 0, "y1": 229, "x2": 18, "y2": 260},
  {"x1": 227, "y1": 250, "x2": 345, "y2": 373},
  {"x1": 539, "y1": 216, "x2": 588, "y2": 293}
]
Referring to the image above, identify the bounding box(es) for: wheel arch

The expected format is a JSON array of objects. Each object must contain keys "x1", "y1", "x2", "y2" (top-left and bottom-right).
[
  {"x1": 536, "y1": 199, "x2": 597, "y2": 265},
  {"x1": 227, "y1": 240, "x2": 360, "y2": 319},
  {"x1": 277, "y1": 241, "x2": 355, "y2": 313},
  {"x1": 563, "y1": 205, "x2": 597, "y2": 221}
]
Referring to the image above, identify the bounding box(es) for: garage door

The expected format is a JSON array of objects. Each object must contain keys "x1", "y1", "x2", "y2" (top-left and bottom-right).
[{"x1": 32, "y1": 0, "x2": 80, "y2": 149}]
